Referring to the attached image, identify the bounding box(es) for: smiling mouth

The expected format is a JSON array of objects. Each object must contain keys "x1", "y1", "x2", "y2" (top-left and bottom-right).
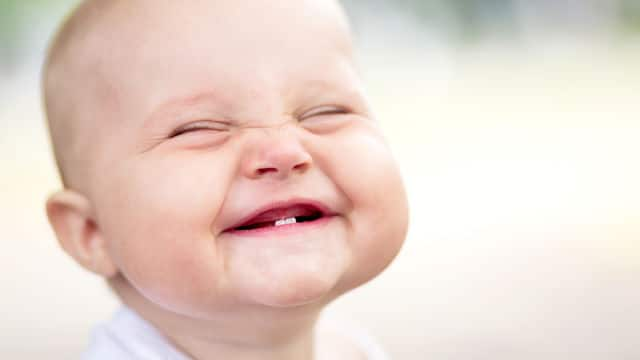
[
  {"x1": 234, "y1": 213, "x2": 323, "y2": 231},
  {"x1": 227, "y1": 203, "x2": 328, "y2": 233}
]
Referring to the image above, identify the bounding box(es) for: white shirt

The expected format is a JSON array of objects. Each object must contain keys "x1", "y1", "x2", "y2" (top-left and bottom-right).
[{"x1": 81, "y1": 306, "x2": 390, "y2": 360}]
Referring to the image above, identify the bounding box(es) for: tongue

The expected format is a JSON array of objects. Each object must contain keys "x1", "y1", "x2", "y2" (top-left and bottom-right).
[{"x1": 245, "y1": 205, "x2": 317, "y2": 226}]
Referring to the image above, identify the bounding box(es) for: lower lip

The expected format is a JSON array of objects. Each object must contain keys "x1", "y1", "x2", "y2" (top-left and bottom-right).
[{"x1": 224, "y1": 215, "x2": 335, "y2": 237}]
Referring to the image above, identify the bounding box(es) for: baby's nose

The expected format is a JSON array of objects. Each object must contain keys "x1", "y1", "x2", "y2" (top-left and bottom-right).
[{"x1": 240, "y1": 127, "x2": 312, "y2": 181}]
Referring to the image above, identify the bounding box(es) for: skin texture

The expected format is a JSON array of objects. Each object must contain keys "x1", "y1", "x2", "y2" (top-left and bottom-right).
[{"x1": 44, "y1": 1, "x2": 409, "y2": 359}]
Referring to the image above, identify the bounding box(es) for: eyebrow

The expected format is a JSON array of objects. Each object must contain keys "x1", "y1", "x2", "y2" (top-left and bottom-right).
[{"x1": 143, "y1": 91, "x2": 230, "y2": 129}]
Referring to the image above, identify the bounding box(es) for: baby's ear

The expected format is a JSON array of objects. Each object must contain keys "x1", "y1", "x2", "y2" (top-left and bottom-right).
[{"x1": 46, "y1": 190, "x2": 118, "y2": 278}]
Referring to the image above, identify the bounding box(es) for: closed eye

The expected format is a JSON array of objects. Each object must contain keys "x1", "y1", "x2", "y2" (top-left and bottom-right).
[
  {"x1": 169, "y1": 120, "x2": 231, "y2": 138},
  {"x1": 299, "y1": 105, "x2": 349, "y2": 120}
]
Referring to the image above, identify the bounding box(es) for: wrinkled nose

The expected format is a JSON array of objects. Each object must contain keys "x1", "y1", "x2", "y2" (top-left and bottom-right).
[{"x1": 241, "y1": 129, "x2": 312, "y2": 180}]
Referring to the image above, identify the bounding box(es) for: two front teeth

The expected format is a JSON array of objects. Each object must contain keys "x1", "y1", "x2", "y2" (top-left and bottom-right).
[{"x1": 274, "y1": 217, "x2": 297, "y2": 227}]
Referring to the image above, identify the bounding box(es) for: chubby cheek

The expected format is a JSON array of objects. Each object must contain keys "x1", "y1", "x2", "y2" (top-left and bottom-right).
[
  {"x1": 95, "y1": 154, "x2": 233, "y2": 315},
  {"x1": 316, "y1": 125, "x2": 409, "y2": 289}
]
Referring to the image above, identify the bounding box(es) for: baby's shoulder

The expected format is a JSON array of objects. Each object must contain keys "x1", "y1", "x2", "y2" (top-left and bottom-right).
[{"x1": 81, "y1": 307, "x2": 190, "y2": 360}]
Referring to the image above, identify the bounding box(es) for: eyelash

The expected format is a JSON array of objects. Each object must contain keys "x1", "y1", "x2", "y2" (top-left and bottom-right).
[
  {"x1": 299, "y1": 105, "x2": 349, "y2": 120},
  {"x1": 169, "y1": 121, "x2": 229, "y2": 138}
]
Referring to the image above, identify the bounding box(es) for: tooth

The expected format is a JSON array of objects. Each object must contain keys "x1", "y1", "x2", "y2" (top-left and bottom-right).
[{"x1": 275, "y1": 217, "x2": 296, "y2": 227}]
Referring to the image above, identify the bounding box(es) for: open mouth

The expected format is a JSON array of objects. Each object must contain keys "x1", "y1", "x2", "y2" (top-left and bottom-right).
[{"x1": 226, "y1": 203, "x2": 329, "y2": 233}]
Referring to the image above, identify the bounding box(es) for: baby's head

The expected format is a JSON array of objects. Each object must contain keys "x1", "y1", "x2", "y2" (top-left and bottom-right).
[{"x1": 44, "y1": 0, "x2": 408, "y2": 333}]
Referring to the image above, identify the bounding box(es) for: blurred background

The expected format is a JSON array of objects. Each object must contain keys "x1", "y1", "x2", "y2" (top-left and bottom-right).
[{"x1": 1, "y1": 0, "x2": 639, "y2": 359}]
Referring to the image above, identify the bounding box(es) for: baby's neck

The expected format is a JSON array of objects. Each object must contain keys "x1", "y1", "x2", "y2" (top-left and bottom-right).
[
  {"x1": 169, "y1": 326, "x2": 315, "y2": 360},
  {"x1": 110, "y1": 276, "x2": 322, "y2": 360}
]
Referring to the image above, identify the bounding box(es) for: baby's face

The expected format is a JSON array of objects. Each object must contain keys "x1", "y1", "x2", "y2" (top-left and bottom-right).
[{"x1": 85, "y1": 0, "x2": 408, "y2": 315}]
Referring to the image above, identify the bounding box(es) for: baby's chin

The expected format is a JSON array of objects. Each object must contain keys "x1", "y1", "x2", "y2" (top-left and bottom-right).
[
  {"x1": 241, "y1": 266, "x2": 346, "y2": 308},
  {"x1": 223, "y1": 219, "x2": 352, "y2": 308}
]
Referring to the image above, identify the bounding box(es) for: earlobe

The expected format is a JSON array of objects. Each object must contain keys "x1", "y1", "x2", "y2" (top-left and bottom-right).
[{"x1": 46, "y1": 190, "x2": 118, "y2": 278}]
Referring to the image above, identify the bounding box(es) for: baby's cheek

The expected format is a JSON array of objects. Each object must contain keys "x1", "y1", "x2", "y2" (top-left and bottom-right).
[
  {"x1": 329, "y1": 126, "x2": 406, "y2": 220},
  {"x1": 108, "y1": 216, "x2": 226, "y2": 315},
  {"x1": 322, "y1": 127, "x2": 409, "y2": 284},
  {"x1": 125, "y1": 234, "x2": 222, "y2": 314},
  {"x1": 96, "y1": 157, "x2": 231, "y2": 313}
]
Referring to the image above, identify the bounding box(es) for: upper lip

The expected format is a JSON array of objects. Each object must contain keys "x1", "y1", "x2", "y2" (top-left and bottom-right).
[{"x1": 223, "y1": 198, "x2": 335, "y2": 232}]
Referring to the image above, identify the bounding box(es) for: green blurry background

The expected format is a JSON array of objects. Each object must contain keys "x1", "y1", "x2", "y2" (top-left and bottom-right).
[{"x1": 1, "y1": 1, "x2": 639, "y2": 359}]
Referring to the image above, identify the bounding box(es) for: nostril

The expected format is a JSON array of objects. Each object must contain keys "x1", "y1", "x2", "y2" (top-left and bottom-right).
[
  {"x1": 248, "y1": 149, "x2": 312, "y2": 179},
  {"x1": 293, "y1": 162, "x2": 309, "y2": 172},
  {"x1": 256, "y1": 167, "x2": 278, "y2": 176},
  {"x1": 255, "y1": 162, "x2": 307, "y2": 177}
]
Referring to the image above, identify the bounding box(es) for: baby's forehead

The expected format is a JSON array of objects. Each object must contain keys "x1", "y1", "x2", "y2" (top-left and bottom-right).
[
  {"x1": 92, "y1": 0, "x2": 350, "y2": 51},
  {"x1": 53, "y1": 0, "x2": 352, "y2": 80},
  {"x1": 90, "y1": 3, "x2": 354, "y2": 112},
  {"x1": 81, "y1": 1, "x2": 352, "y2": 95}
]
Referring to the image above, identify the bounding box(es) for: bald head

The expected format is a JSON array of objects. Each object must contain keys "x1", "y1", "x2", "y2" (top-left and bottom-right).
[
  {"x1": 43, "y1": 0, "x2": 354, "y2": 192},
  {"x1": 43, "y1": 0, "x2": 121, "y2": 190}
]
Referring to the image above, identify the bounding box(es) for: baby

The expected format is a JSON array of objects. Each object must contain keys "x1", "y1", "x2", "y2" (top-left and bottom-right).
[{"x1": 43, "y1": 0, "x2": 408, "y2": 359}]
